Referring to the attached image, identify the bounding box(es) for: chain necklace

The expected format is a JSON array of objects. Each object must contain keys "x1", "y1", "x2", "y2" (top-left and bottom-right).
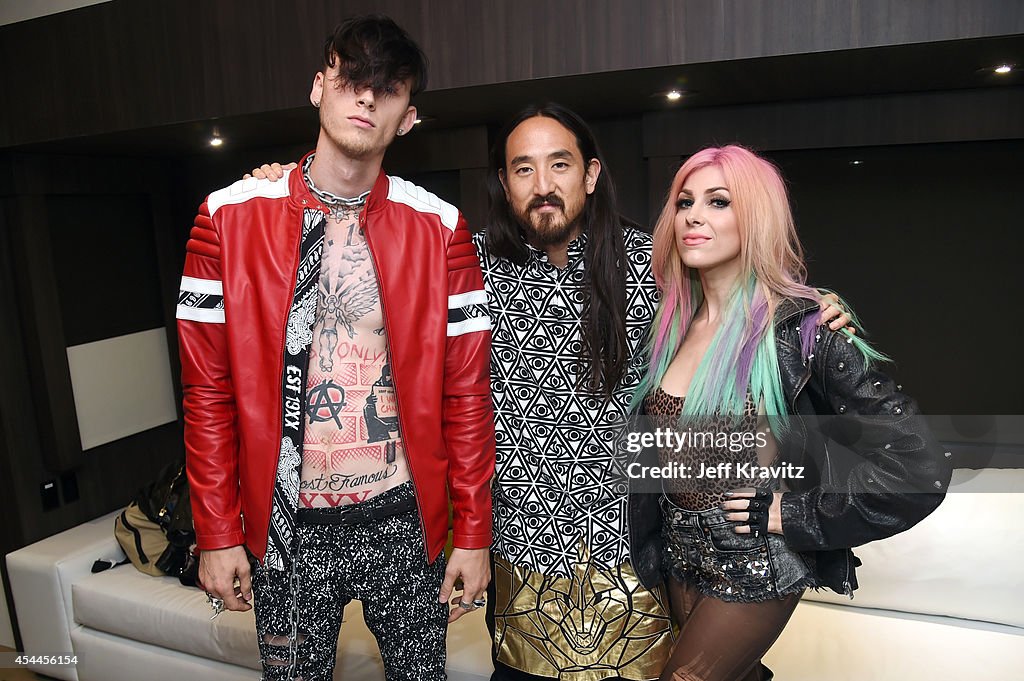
[{"x1": 302, "y1": 154, "x2": 370, "y2": 222}]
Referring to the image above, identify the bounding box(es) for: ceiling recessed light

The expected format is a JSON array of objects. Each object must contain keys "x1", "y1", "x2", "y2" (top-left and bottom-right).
[
  {"x1": 666, "y1": 90, "x2": 683, "y2": 101},
  {"x1": 849, "y1": 160, "x2": 864, "y2": 166},
  {"x1": 994, "y1": 64, "x2": 1013, "y2": 74},
  {"x1": 209, "y1": 137, "x2": 224, "y2": 147}
]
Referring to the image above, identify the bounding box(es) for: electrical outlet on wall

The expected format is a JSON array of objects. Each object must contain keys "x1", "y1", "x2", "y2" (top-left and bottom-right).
[
  {"x1": 40, "y1": 480, "x2": 59, "y2": 511},
  {"x1": 60, "y1": 472, "x2": 79, "y2": 503}
]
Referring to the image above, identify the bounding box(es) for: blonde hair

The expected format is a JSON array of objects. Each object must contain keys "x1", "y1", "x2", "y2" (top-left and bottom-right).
[
  {"x1": 650, "y1": 144, "x2": 810, "y2": 317},
  {"x1": 633, "y1": 145, "x2": 870, "y2": 425}
]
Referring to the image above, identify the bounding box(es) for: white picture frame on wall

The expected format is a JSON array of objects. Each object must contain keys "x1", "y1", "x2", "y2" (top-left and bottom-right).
[{"x1": 65, "y1": 327, "x2": 177, "y2": 450}]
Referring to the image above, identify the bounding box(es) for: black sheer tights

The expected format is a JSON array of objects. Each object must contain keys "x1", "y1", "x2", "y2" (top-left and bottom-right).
[{"x1": 660, "y1": 577, "x2": 801, "y2": 681}]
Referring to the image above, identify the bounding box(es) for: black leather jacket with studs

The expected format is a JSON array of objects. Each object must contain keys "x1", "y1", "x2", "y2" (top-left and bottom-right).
[{"x1": 629, "y1": 296, "x2": 952, "y2": 595}]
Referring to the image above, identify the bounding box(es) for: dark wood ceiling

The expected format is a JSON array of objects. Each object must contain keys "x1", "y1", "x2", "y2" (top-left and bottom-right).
[{"x1": 10, "y1": 34, "x2": 1021, "y2": 158}]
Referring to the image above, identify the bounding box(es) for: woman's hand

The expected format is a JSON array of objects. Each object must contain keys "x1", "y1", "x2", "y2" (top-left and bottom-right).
[
  {"x1": 721, "y1": 488, "x2": 783, "y2": 536},
  {"x1": 242, "y1": 161, "x2": 296, "y2": 181}
]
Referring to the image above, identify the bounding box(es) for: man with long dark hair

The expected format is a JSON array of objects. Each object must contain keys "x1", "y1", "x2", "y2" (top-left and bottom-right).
[
  {"x1": 179, "y1": 16, "x2": 494, "y2": 681},
  {"x1": 477, "y1": 103, "x2": 674, "y2": 680}
]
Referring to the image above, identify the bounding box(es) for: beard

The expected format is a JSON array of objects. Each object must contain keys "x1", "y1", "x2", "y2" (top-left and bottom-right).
[
  {"x1": 320, "y1": 108, "x2": 390, "y2": 161},
  {"x1": 513, "y1": 193, "x2": 584, "y2": 246}
]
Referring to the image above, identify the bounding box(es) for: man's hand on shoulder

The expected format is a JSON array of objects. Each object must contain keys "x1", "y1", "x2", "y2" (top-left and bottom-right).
[
  {"x1": 818, "y1": 291, "x2": 856, "y2": 334},
  {"x1": 242, "y1": 162, "x2": 296, "y2": 182},
  {"x1": 438, "y1": 547, "x2": 490, "y2": 623},
  {"x1": 199, "y1": 545, "x2": 253, "y2": 612}
]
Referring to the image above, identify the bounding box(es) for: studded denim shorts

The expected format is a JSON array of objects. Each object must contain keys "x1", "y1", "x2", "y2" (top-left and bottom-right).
[{"x1": 660, "y1": 495, "x2": 819, "y2": 602}]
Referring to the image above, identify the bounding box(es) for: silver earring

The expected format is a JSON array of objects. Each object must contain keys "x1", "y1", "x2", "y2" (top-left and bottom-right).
[
  {"x1": 313, "y1": 100, "x2": 320, "y2": 109},
  {"x1": 397, "y1": 128, "x2": 404, "y2": 135}
]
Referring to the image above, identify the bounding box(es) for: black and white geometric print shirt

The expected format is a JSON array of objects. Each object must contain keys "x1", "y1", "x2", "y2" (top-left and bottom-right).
[{"x1": 473, "y1": 227, "x2": 658, "y2": 577}]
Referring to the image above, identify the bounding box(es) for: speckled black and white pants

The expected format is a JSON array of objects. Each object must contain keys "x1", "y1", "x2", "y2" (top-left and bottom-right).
[{"x1": 252, "y1": 482, "x2": 448, "y2": 681}]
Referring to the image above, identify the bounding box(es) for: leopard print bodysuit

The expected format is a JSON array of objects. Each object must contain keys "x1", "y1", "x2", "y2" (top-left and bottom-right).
[{"x1": 643, "y1": 386, "x2": 766, "y2": 510}]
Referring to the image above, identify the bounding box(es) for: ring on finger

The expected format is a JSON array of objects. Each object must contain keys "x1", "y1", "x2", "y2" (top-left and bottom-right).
[
  {"x1": 457, "y1": 600, "x2": 475, "y2": 611},
  {"x1": 205, "y1": 591, "x2": 225, "y2": 618}
]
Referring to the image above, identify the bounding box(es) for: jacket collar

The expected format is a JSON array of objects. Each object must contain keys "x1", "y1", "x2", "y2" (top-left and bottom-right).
[
  {"x1": 288, "y1": 150, "x2": 390, "y2": 215},
  {"x1": 364, "y1": 167, "x2": 391, "y2": 216},
  {"x1": 287, "y1": 151, "x2": 316, "y2": 209},
  {"x1": 774, "y1": 296, "x2": 818, "y2": 328}
]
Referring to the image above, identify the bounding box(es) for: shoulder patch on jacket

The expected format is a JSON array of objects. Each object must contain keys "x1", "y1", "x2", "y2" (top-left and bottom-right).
[
  {"x1": 386, "y1": 176, "x2": 459, "y2": 232},
  {"x1": 206, "y1": 169, "x2": 295, "y2": 217}
]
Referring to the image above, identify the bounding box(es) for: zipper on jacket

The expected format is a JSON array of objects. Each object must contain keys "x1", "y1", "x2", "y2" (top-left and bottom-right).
[
  {"x1": 359, "y1": 209, "x2": 431, "y2": 557},
  {"x1": 790, "y1": 362, "x2": 813, "y2": 413},
  {"x1": 785, "y1": 316, "x2": 853, "y2": 598},
  {"x1": 787, "y1": 323, "x2": 816, "y2": 474},
  {"x1": 158, "y1": 465, "x2": 185, "y2": 520}
]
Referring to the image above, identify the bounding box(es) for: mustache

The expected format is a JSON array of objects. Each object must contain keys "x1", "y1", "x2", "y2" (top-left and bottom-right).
[{"x1": 527, "y1": 194, "x2": 564, "y2": 210}]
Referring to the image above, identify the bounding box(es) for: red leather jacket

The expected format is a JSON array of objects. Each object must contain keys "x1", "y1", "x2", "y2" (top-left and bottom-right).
[{"x1": 177, "y1": 156, "x2": 495, "y2": 564}]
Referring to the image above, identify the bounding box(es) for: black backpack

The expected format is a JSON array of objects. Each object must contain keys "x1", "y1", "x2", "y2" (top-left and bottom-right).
[{"x1": 113, "y1": 459, "x2": 199, "y2": 585}]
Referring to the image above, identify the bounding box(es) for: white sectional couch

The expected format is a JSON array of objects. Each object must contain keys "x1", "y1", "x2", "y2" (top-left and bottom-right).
[
  {"x1": 7, "y1": 468, "x2": 1024, "y2": 681},
  {"x1": 765, "y1": 467, "x2": 1024, "y2": 679},
  {"x1": 6, "y1": 511, "x2": 490, "y2": 681}
]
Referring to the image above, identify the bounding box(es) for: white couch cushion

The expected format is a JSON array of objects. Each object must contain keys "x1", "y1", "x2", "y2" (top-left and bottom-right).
[
  {"x1": 72, "y1": 626, "x2": 263, "y2": 681},
  {"x1": 73, "y1": 562, "x2": 493, "y2": 678},
  {"x1": 6, "y1": 510, "x2": 123, "y2": 681},
  {"x1": 74, "y1": 567, "x2": 262, "y2": 670},
  {"x1": 766, "y1": 600, "x2": 1024, "y2": 681},
  {"x1": 803, "y1": 467, "x2": 1024, "y2": 628}
]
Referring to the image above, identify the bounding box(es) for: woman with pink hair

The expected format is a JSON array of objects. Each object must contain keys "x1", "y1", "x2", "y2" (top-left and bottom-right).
[{"x1": 628, "y1": 145, "x2": 950, "y2": 681}]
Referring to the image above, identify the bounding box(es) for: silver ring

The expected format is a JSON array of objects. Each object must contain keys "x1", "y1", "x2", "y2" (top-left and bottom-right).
[
  {"x1": 473, "y1": 598, "x2": 486, "y2": 608},
  {"x1": 457, "y1": 600, "x2": 474, "y2": 611},
  {"x1": 205, "y1": 591, "x2": 225, "y2": 619}
]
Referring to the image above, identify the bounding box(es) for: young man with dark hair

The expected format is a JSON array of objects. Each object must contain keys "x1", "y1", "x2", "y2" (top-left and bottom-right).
[{"x1": 177, "y1": 15, "x2": 495, "y2": 681}]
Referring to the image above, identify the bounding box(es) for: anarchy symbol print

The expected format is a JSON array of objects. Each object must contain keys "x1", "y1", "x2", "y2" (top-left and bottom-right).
[{"x1": 306, "y1": 379, "x2": 346, "y2": 428}]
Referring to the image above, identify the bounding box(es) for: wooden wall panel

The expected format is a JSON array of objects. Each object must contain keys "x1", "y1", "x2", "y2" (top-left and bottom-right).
[
  {"x1": 0, "y1": 152, "x2": 185, "y2": 550},
  {"x1": 0, "y1": 196, "x2": 37, "y2": 555},
  {"x1": 776, "y1": 142, "x2": 1024, "y2": 417},
  {"x1": 6, "y1": 193, "x2": 83, "y2": 472},
  {"x1": 643, "y1": 86, "x2": 1024, "y2": 159},
  {"x1": 2, "y1": 0, "x2": 1021, "y2": 146},
  {"x1": 385, "y1": 125, "x2": 489, "y2": 173},
  {"x1": 592, "y1": 117, "x2": 649, "y2": 228},
  {"x1": 458, "y1": 167, "x2": 489, "y2": 232}
]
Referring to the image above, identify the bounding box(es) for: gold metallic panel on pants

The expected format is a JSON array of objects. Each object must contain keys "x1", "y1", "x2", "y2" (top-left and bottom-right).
[{"x1": 492, "y1": 549, "x2": 674, "y2": 680}]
